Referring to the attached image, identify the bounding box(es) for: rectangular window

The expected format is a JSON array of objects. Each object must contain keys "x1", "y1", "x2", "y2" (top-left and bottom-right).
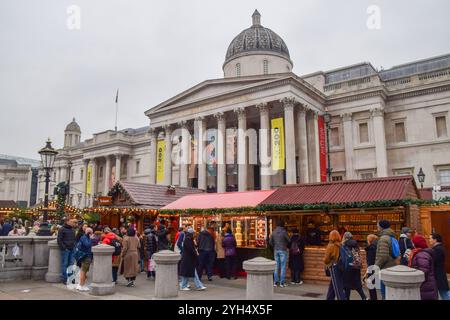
[
  {"x1": 436, "y1": 116, "x2": 448, "y2": 138},
  {"x1": 80, "y1": 168, "x2": 84, "y2": 181},
  {"x1": 439, "y1": 169, "x2": 450, "y2": 186},
  {"x1": 332, "y1": 175, "x2": 343, "y2": 182},
  {"x1": 393, "y1": 168, "x2": 413, "y2": 176},
  {"x1": 394, "y1": 122, "x2": 406, "y2": 142},
  {"x1": 359, "y1": 122, "x2": 369, "y2": 143},
  {"x1": 330, "y1": 127, "x2": 340, "y2": 146},
  {"x1": 360, "y1": 171, "x2": 374, "y2": 179},
  {"x1": 136, "y1": 160, "x2": 140, "y2": 174}
]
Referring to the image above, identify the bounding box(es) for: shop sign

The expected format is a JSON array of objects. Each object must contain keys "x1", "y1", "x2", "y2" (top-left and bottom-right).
[{"x1": 97, "y1": 196, "x2": 112, "y2": 206}]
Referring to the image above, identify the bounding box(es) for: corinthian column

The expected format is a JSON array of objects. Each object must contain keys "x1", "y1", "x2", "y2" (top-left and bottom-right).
[
  {"x1": 371, "y1": 107, "x2": 388, "y2": 177},
  {"x1": 195, "y1": 117, "x2": 207, "y2": 190},
  {"x1": 297, "y1": 104, "x2": 309, "y2": 183},
  {"x1": 148, "y1": 128, "x2": 157, "y2": 184},
  {"x1": 341, "y1": 112, "x2": 355, "y2": 179},
  {"x1": 215, "y1": 112, "x2": 226, "y2": 193},
  {"x1": 281, "y1": 97, "x2": 297, "y2": 184},
  {"x1": 235, "y1": 107, "x2": 248, "y2": 191},
  {"x1": 179, "y1": 121, "x2": 189, "y2": 188},
  {"x1": 104, "y1": 156, "x2": 112, "y2": 195},
  {"x1": 163, "y1": 124, "x2": 173, "y2": 186},
  {"x1": 257, "y1": 103, "x2": 271, "y2": 190}
]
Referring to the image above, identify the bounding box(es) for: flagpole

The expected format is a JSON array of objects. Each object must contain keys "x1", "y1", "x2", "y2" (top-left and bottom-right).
[{"x1": 115, "y1": 89, "x2": 119, "y2": 132}]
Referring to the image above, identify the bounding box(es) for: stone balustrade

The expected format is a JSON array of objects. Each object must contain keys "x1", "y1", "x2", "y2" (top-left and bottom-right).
[{"x1": 0, "y1": 236, "x2": 55, "y2": 282}]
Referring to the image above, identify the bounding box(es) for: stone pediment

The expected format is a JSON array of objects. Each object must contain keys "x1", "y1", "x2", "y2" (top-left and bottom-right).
[{"x1": 145, "y1": 75, "x2": 290, "y2": 116}]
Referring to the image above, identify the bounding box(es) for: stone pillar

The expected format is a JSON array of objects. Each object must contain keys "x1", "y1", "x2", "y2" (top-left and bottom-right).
[
  {"x1": 243, "y1": 257, "x2": 277, "y2": 300},
  {"x1": 196, "y1": 117, "x2": 207, "y2": 191},
  {"x1": 163, "y1": 124, "x2": 173, "y2": 186},
  {"x1": 281, "y1": 97, "x2": 297, "y2": 184},
  {"x1": 341, "y1": 112, "x2": 355, "y2": 179},
  {"x1": 235, "y1": 107, "x2": 248, "y2": 191},
  {"x1": 371, "y1": 107, "x2": 388, "y2": 177},
  {"x1": 179, "y1": 121, "x2": 190, "y2": 188},
  {"x1": 257, "y1": 103, "x2": 272, "y2": 190},
  {"x1": 153, "y1": 250, "x2": 181, "y2": 298},
  {"x1": 297, "y1": 104, "x2": 309, "y2": 183},
  {"x1": 313, "y1": 111, "x2": 321, "y2": 182},
  {"x1": 45, "y1": 239, "x2": 61, "y2": 283},
  {"x1": 31, "y1": 236, "x2": 55, "y2": 280},
  {"x1": 115, "y1": 154, "x2": 122, "y2": 184},
  {"x1": 91, "y1": 159, "x2": 98, "y2": 204},
  {"x1": 104, "y1": 156, "x2": 111, "y2": 195},
  {"x1": 215, "y1": 112, "x2": 226, "y2": 193},
  {"x1": 90, "y1": 244, "x2": 115, "y2": 296},
  {"x1": 149, "y1": 128, "x2": 157, "y2": 184},
  {"x1": 380, "y1": 265, "x2": 425, "y2": 300}
]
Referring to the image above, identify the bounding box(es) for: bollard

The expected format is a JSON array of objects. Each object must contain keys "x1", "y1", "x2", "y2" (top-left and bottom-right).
[
  {"x1": 31, "y1": 236, "x2": 55, "y2": 280},
  {"x1": 380, "y1": 265, "x2": 425, "y2": 300},
  {"x1": 153, "y1": 250, "x2": 181, "y2": 298},
  {"x1": 45, "y1": 239, "x2": 61, "y2": 283},
  {"x1": 243, "y1": 257, "x2": 277, "y2": 300},
  {"x1": 89, "y1": 244, "x2": 115, "y2": 296}
]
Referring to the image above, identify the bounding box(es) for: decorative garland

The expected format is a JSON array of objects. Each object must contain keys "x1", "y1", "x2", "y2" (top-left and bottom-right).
[
  {"x1": 157, "y1": 197, "x2": 450, "y2": 216},
  {"x1": 83, "y1": 207, "x2": 157, "y2": 216}
]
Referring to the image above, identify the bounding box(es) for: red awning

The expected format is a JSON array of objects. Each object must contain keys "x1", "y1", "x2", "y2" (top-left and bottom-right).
[
  {"x1": 161, "y1": 190, "x2": 276, "y2": 210},
  {"x1": 261, "y1": 176, "x2": 420, "y2": 206}
]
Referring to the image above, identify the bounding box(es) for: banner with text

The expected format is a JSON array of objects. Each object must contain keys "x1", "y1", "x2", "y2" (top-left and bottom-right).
[
  {"x1": 226, "y1": 128, "x2": 237, "y2": 175},
  {"x1": 206, "y1": 129, "x2": 217, "y2": 176},
  {"x1": 318, "y1": 115, "x2": 327, "y2": 182},
  {"x1": 189, "y1": 137, "x2": 197, "y2": 179},
  {"x1": 86, "y1": 165, "x2": 93, "y2": 195},
  {"x1": 271, "y1": 117, "x2": 285, "y2": 170},
  {"x1": 156, "y1": 140, "x2": 165, "y2": 183}
]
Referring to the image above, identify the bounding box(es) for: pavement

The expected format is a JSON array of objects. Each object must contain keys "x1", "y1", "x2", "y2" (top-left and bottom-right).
[{"x1": 0, "y1": 273, "x2": 376, "y2": 300}]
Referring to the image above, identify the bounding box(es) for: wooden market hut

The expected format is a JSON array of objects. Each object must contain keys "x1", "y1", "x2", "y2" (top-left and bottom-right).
[
  {"x1": 259, "y1": 175, "x2": 423, "y2": 282},
  {"x1": 0, "y1": 200, "x2": 19, "y2": 220},
  {"x1": 94, "y1": 181, "x2": 204, "y2": 233}
]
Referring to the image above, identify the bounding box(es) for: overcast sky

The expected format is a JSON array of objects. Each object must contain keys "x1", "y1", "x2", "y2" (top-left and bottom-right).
[{"x1": 1, "y1": 0, "x2": 450, "y2": 160}]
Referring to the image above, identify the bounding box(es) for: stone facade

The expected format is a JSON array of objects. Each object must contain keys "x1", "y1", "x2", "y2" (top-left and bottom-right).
[{"x1": 41, "y1": 11, "x2": 450, "y2": 208}]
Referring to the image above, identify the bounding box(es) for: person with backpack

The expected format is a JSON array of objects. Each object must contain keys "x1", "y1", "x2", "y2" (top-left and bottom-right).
[
  {"x1": 364, "y1": 234, "x2": 378, "y2": 300},
  {"x1": 197, "y1": 226, "x2": 216, "y2": 281},
  {"x1": 324, "y1": 230, "x2": 346, "y2": 300},
  {"x1": 288, "y1": 229, "x2": 305, "y2": 285},
  {"x1": 430, "y1": 233, "x2": 450, "y2": 300},
  {"x1": 74, "y1": 227, "x2": 93, "y2": 292},
  {"x1": 375, "y1": 220, "x2": 400, "y2": 299},
  {"x1": 341, "y1": 232, "x2": 367, "y2": 300},
  {"x1": 156, "y1": 222, "x2": 171, "y2": 251},
  {"x1": 399, "y1": 227, "x2": 415, "y2": 266},
  {"x1": 222, "y1": 228, "x2": 238, "y2": 280},
  {"x1": 409, "y1": 234, "x2": 438, "y2": 300},
  {"x1": 269, "y1": 220, "x2": 290, "y2": 287},
  {"x1": 102, "y1": 227, "x2": 122, "y2": 284},
  {"x1": 144, "y1": 225, "x2": 158, "y2": 280}
]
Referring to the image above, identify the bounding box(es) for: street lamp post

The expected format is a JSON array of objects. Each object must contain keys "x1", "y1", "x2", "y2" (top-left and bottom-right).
[
  {"x1": 323, "y1": 108, "x2": 332, "y2": 182},
  {"x1": 417, "y1": 167, "x2": 426, "y2": 189},
  {"x1": 37, "y1": 138, "x2": 58, "y2": 236}
]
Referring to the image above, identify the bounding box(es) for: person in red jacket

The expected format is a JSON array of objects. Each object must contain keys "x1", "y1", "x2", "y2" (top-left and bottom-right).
[
  {"x1": 102, "y1": 227, "x2": 122, "y2": 284},
  {"x1": 409, "y1": 235, "x2": 438, "y2": 300}
]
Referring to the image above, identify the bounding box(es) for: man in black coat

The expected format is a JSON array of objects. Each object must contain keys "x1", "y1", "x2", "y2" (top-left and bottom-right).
[
  {"x1": 430, "y1": 233, "x2": 450, "y2": 300},
  {"x1": 0, "y1": 219, "x2": 13, "y2": 236},
  {"x1": 197, "y1": 227, "x2": 215, "y2": 281},
  {"x1": 57, "y1": 218, "x2": 77, "y2": 284},
  {"x1": 399, "y1": 227, "x2": 414, "y2": 265}
]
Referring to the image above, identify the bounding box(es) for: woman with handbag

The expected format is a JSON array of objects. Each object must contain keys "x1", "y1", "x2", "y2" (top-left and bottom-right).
[{"x1": 324, "y1": 230, "x2": 346, "y2": 300}]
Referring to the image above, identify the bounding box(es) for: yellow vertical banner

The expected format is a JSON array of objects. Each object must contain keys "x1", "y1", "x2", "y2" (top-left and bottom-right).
[
  {"x1": 86, "y1": 165, "x2": 93, "y2": 195},
  {"x1": 271, "y1": 117, "x2": 285, "y2": 170},
  {"x1": 156, "y1": 140, "x2": 165, "y2": 183}
]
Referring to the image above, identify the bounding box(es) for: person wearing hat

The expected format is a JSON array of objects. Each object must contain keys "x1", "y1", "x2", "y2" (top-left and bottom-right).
[
  {"x1": 409, "y1": 234, "x2": 438, "y2": 300},
  {"x1": 399, "y1": 227, "x2": 415, "y2": 265},
  {"x1": 430, "y1": 233, "x2": 450, "y2": 300},
  {"x1": 375, "y1": 220, "x2": 399, "y2": 299},
  {"x1": 179, "y1": 228, "x2": 206, "y2": 291}
]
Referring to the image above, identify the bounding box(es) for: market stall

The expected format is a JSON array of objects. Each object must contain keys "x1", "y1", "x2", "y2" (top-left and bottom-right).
[
  {"x1": 86, "y1": 181, "x2": 203, "y2": 234},
  {"x1": 259, "y1": 175, "x2": 423, "y2": 281}
]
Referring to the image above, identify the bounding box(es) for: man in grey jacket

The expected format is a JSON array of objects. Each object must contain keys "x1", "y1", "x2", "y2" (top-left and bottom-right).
[{"x1": 269, "y1": 220, "x2": 290, "y2": 287}]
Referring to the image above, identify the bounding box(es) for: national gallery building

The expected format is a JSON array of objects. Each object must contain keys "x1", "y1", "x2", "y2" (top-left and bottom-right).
[{"x1": 38, "y1": 11, "x2": 450, "y2": 208}]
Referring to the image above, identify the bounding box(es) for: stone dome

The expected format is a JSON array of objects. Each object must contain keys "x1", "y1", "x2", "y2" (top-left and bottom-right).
[
  {"x1": 65, "y1": 117, "x2": 81, "y2": 132},
  {"x1": 224, "y1": 10, "x2": 291, "y2": 66}
]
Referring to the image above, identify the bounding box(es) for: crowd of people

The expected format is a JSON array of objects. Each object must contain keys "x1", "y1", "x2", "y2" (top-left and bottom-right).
[{"x1": 322, "y1": 220, "x2": 449, "y2": 300}]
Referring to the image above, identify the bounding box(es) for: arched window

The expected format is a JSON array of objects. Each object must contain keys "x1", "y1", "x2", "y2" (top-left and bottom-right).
[
  {"x1": 236, "y1": 63, "x2": 241, "y2": 77},
  {"x1": 263, "y1": 59, "x2": 268, "y2": 75}
]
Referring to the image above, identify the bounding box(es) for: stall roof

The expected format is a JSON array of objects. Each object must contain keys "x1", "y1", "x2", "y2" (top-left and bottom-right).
[
  {"x1": 161, "y1": 190, "x2": 276, "y2": 210},
  {"x1": 261, "y1": 176, "x2": 420, "y2": 206},
  {"x1": 116, "y1": 182, "x2": 204, "y2": 209},
  {"x1": 0, "y1": 200, "x2": 18, "y2": 208}
]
